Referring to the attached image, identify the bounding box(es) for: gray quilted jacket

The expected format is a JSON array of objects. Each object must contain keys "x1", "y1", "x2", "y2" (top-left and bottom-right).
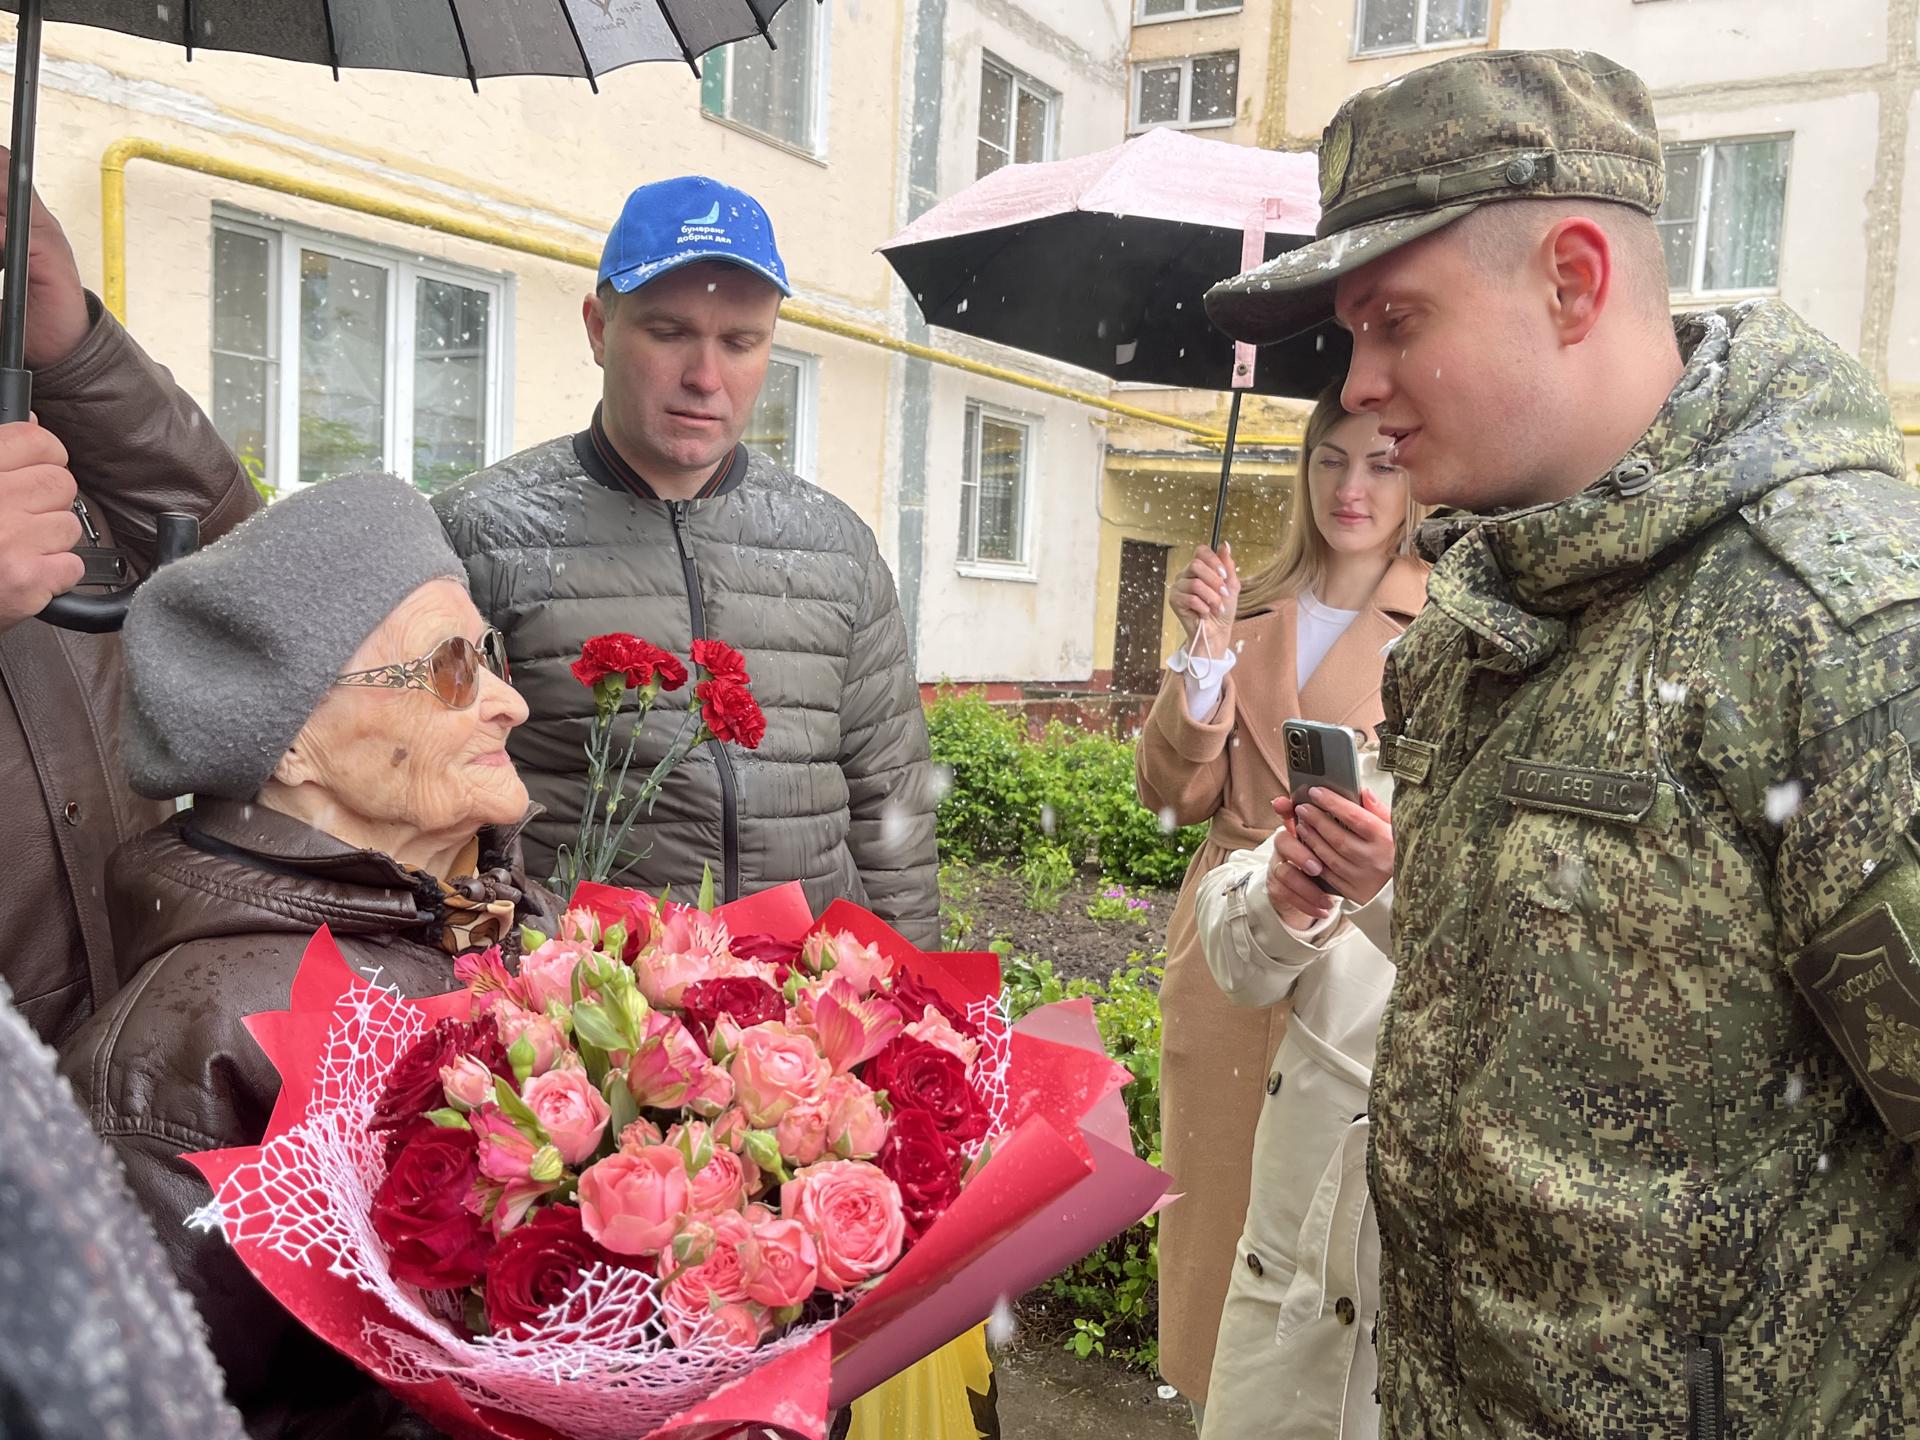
[{"x1": 433, "y1": 418, "x2": 938, "y2": 946}]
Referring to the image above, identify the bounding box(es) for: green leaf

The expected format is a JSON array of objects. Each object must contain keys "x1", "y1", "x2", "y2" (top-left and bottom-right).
[
  {"x1": 571, "y1": 1002, "x2": 628, "y2": 1054},
  {"x1": 602, "y1": 1069, "x2": 639, "y2": 1140},
  {"x1": 493, "y1": 1077, "x2": 546, "y2": 1142},
  {"x1": 426, "y1": 1108, "x2": 470, "y2": 1130},
  {"x1": 697, "y1": 862, "x2": 716, "y2": 914}
]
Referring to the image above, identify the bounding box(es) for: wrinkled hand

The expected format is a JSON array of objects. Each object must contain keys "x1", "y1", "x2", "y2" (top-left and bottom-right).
[
  {"x1": 1265, "y1": 786, "x2": 1395, "y2": 930},
  {"x1": 1168, "y1": 542, "x2": 1239, "y2": 658},
  {"x1": 0, "y1": 147, "x2": 90, "y2": 370},
  {"x1": 0, "y1": 421, "x2": 84, "y2": 631}
]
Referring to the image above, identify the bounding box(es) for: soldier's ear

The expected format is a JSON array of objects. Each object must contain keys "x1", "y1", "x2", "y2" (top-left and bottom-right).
[{"x1": 1541, "y1": 217, "x2": 1610, "y2": 347}]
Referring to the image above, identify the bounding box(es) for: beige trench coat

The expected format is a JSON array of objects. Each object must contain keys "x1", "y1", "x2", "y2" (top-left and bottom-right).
[{"x1": 1135, "y1": 556, "x2": 1425, "y2": 1403}]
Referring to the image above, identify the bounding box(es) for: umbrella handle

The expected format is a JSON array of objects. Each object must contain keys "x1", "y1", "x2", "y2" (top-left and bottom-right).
[
  {"x1": 1, "y1": 0, "x2": 41, "y2": 423},
  {"x1": 38, "y1": 513, "x2": 199, "y2": 634},
  {"x1": 1208, "y1": 389, "x2": 1243, "y2": 552}
]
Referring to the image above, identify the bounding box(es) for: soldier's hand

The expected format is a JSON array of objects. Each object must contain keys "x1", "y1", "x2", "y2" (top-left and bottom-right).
[
  {"x1": 0, "y1": 421, "x2": 84, "y2": 632},
  {"x1": 1268, "y1": 795, "x2": 1338, "y2": 927},
  {"x1": 0, "y1": 147, "x2": 91, "y2": 369},
  {"x1": 1292, "y1": 786, "x2": 1395, "y2": 905},
  {"x1": 1168, "y1": 542, "x2": 1239, "y2": 658}
]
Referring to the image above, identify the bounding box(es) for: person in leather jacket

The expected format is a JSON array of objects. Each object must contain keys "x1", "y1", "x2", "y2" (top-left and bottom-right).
[{"x1": 60, "y1": 471, "x2": 558, "y2": 1439}]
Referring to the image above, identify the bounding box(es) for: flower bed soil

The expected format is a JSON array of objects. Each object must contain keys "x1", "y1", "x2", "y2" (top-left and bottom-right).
[{"x1": 944, "y1": 867, "x2": 1178, "y2": 986}]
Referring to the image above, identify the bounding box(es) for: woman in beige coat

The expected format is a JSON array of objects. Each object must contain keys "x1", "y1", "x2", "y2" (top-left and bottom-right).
[{"x1": 1136, "y1": 386, "x2": 1425, "y2": 1421}]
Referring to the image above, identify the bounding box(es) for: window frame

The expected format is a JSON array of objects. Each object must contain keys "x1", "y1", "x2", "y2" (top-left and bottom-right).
[
  {"x1": 1351, "y1": 0, "x2": 1490, "y2": 58},
  {"x1": 1128, "y1": 51, "x2": 1240, "y2": 133},
  {"x1": 749, "y1": 344, "x2": 821, "y2": 478},
  {"x1": 977, "y1": 53, "x2": 1060, "y2": 178},
  {"x1": 1657, "y1": 135, "x2": 1793, "y2": 301},
  {"x1": 211, "y1": 206, "x2": 515, "y2": 495},
  {"x1": 956, "y1": 399, "x2": 1038, "y2": 581},
  {"x1": 699, "y1": 4, "x2": 833, "y2": 161},
  {"x1": 1133, "y1": 0, "x2": 1244, "y2": 25}
]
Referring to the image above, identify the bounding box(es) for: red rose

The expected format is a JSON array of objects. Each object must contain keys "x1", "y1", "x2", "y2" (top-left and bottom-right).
[
  {"x1": 370, "y1": 1019, "x2": 509, "y2": 1134},
  {"x1": 482, "y1": 1204, "x2": 640, "y2": 1338},
  {"x1": 690, "y1": 638, "x2": 749, "y2": 682},
  {"x1": 864, "y1": 1037, "x2": 988, "y2": 1143},
  {"x1": 697, "y1": 677, "x2": 766, "y2": 749},
  {"x1": 680, "y1": 976, "x2": 787, "y2": 1048},
  {"x1": 887, "y1": 970, "x2": 978, "y2": 1038},
  {"x1": 372, "y1": 1125, "x2": 494, "y2": 1290},
  {"x1": 730, "y1": 932, "x2": 803, "y2": 972},
  {"x1": 877, "y1": 1108, "x2": 965, "y2": 1241},
  {"x1": 571, "y1": 633, "x2": 689, "y2": 692}
]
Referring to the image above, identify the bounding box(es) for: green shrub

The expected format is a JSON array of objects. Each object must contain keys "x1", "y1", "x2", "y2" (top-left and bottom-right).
[
  {"x1": 1018, "y1": 843, "x2": 1075, "y2": 912},
  {"x1": 925, "y1": 687, "x2": 1206, "y2": 891},
  {"x1": 1088, "y1": 882, "x2": 1155, "y2": 924}
]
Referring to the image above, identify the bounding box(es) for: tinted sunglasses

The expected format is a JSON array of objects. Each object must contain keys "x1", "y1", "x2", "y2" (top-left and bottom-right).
[{"x1": 334, "y1": 629, "x2": 511, "y2": 710}]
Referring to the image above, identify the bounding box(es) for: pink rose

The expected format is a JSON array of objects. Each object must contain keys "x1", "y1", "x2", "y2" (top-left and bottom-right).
[
  {"x1": 519, "y1": 938, "x2": 593, "y2": 1013},
  {"x1": 685, "y1": 1063, "x2": 736, "y2": 1119},
  {"x1": 634, "y1": 909, "x2": 733, "y2": 1007},
  {"x1": 740, "y1": 1215, "x2": 820, "y2": 1309},
  {"x1": 521, "y1": 1069, "x2": 611, "y2": 1166},
  {"x1": 775, "y1": 1098, "x2": 832, "y2": 1167},
  {"x1": 779, "y1": 1160, "x2": 906, "y2": 1293},
  {"x1": 626, "y1": 1010, "x2": 708, "y2": 1110},
  {"x1": 728, "y1": 1022, "x2": 831, "y2": 1127},
  {"x1": 440, "y1": 1055, "x2": 496, "y2": 1111},
  {"x1": 619, "y1": 1118, "x2": 665, "y2": 1154},
  {"x1": 472, "y1": 1109, "x2": 539, "y2": 1183},
  {"x1": 557, "y1": 906, "x2": 602, "y2": 947},
  {"x1": 711, "y1": 1107, "x2": 753, "y2": 1153},
  {"x1": 823, "y1": 1075, "x2": 889, "y2": 1161},
  {"x1": 577, "y1": 1148, "x2": 691, "y2": 1257},
  {"x1": 669, "y1": 1121, "x2": 760, "y2": 1214},
  {"x1": 659, "y1": 1211, "x2": 761, "y2": 1348},
  {"x1": 493, "y1": 1005, "x2": 566, "y2": 1077},
  {"x1": 902, "y1": 1006, "x2": 981, "y2": 1067},
  {"x1": 799, "y1": 931, "x2": 891, "y2": 996}
]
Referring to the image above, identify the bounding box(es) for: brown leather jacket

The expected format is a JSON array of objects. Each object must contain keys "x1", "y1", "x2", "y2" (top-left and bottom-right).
[
  {"x1": 59, "y1": 798, "x2": 558, "y2": 1440},
  {"x1": 0, "y1": 295, "x2": 259, "y2": 1046}
]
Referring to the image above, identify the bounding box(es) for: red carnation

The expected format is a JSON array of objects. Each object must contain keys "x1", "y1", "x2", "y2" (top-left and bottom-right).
[
  {"x1": 680, "y1": 975, "x2": 787, "y2": 1048},
  {"x1": 571, "y1": 633, "x2": 688, "y2": 692},
  {"x1": 691, "y1": 638, "x2": 749, "y2": 682},
  {"x1": 864, "y1": 1036, "x2": 989, "y2": 1143},
  {"x1": 371, "y1": 1125, "x2": 494, "y2": 1290},
  {"x1": 877, "y1": 1108, "x2": 965, "y2": 1242},
  {"x1": 697, "y1": 677, "x2": 766, "y2": 749},
  {"x1": 482, "y1": 1204, "x2": 640, "y2": 1338},
  {"x1": 370, "y1": 1019, "x2": 509, "y2": 1134}
]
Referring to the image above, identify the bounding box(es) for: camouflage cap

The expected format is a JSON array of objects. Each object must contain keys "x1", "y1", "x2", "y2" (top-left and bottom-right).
[{"x1": 1205, "y1": 49, "x2": 1664, "y2": 347}]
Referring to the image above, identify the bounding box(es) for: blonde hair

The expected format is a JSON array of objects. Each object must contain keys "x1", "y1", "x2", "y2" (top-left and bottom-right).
[{"x1": 1234, "y1": 383, "x2": 1428, "y2": 616}]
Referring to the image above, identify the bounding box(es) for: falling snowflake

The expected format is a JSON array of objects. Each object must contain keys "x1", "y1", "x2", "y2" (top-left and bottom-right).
[
  {"x1": 1784, "y1": 1074, "x2": 1805, "y2": 1107},
  {"x1": 1548, "y1": 853, "x2": 1587, "y2": 900},
  {"x1": 1040, "y1": 804, "x2": 1057, "y2": 837},
  {"x1": 931, "y1": 763, "x2": 954, "y2": 802},
  {"x1": 1657, "y1": 679, "x2": 1689, "y2": 705},
  {"x1": 987, "y1": 1295, "x2": 1017, "y2": 1348},
  {"x1": 1158, "y1": 1385, "x2": 1180, "y2": 1402},
  {"x1": 1158, "y1": 807, "x2": 1179, "y2": 835},
  {"x1": 1764, "y1": 781, "x2": 1804, "y2": 826}
]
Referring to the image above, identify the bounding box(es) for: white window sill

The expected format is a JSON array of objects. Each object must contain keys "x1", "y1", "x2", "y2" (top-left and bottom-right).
[
  {"x1": 957, "y1": 562, "x2": 1039, "y2": 584},
  {"x1": 1133, "y1": 6, "x2": 1245, "y2": 24},
  {"x1": 1669, "y1": 287, "x2": 1781, "y2": 306},
  {"x1": 1128, "y1": 116, "x2": 1236, "y2": 134},
  {"x1": 700, "y1": 109, "x2": 829, "y2": 168},
  {"x1": 1352, "y1": 35, "x2": 1489, "y2": 60}
]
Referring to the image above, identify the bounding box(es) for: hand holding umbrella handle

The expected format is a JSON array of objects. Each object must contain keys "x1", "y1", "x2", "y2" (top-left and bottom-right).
[{"x1": 38, "y1": 513, "x2": 199, "y2": 633}]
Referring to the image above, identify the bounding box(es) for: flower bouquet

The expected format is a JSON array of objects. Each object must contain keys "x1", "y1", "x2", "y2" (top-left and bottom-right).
[{"x1": 186, "y1": 881, "x2": 1167, "y2": 1440}]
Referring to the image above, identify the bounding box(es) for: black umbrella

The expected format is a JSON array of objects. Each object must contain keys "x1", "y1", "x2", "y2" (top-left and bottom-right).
[
  {"x1": 1, "y1": 0, "x2": 813, "y2": 628},
  {"x1": 880, "y1": 126, "x2": 1348, "y2": 549}
]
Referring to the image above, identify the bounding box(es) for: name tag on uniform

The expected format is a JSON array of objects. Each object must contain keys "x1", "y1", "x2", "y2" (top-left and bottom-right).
[
  {"x1": 1499, "y1": 759, "x2": 1656, "y2": 823},
  {"x1": 1379, "y1": 733, "x2": 1436, "y2": 785}
]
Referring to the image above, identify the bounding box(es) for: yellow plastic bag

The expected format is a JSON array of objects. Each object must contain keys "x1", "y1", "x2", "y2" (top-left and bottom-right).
[{"x1": 845, "y1": 1322, "x2": 993, "y2": 1440}]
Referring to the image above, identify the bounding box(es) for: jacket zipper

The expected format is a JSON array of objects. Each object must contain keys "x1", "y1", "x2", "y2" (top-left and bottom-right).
[
  {"x1": 668, "y1": 500, "x2": 741, "y2": 904},
  {"x1": 1686, "y1": 1335, "x2": 1726, "y2": 1440}
]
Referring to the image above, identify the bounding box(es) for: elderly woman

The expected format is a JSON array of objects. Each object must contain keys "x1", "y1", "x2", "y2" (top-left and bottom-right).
[{"x1": 60, "y1": 471, "x2": 556, "y2": 1439}]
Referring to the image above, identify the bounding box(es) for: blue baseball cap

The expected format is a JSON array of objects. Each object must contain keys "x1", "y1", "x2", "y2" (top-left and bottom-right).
[{"x1": 597, "y1": 176, "x2": 792, "y2": 297}]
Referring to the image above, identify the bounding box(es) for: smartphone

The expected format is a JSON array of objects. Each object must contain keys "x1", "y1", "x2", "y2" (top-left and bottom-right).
[{"x1": 1282, "y1": 720, "x2": 1363, "y2": 893}]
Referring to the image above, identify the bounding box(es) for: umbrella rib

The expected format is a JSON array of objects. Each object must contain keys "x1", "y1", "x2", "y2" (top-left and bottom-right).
[
  {"x1": 656, "y1": 4, "x2": 703, "y2": 78},
  {"x1": 444, "y1": 0, "x2": 480, "y2": 92},
  {"x1": 182, "y1": 0, "x2": 193, "y2": 59},
  {"x1": 753, "y1": 0, "x2": 776, "y2": 51},
  {"x1": 319, "y1": 0, "x2": 340, "y2": 79},
  {"x1": 554, "y1": 0, "x2": 599, "y2": 93}
]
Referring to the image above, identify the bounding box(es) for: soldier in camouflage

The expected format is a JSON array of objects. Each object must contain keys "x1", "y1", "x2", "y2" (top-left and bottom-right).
[{"x1": 1206, "y1": 50, "x2": 1920, "y2": 1438}]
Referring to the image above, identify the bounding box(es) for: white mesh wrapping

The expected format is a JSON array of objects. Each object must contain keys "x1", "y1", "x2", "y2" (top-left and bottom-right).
[{"x1": 190, "y1": 964, "x2": 1013, "y2": 1437}]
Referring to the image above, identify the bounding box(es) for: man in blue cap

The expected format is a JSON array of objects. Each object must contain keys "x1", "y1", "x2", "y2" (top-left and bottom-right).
[{"x1": 435, "y1": 178, "x2": 938, "y2": 945}]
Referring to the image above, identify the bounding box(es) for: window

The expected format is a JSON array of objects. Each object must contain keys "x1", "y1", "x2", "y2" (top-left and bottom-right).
[
  {"x1": 1130, "y1": 52, "x2": 1238, "y2": 131},
  {"x1": 701, "y1": 1, "x2": 826, "y2": 155},
  {"x1": 1354, "y1": 0, "x2": 1488, "y2": 55},
  {"x1": 1136, "y1": 0, "x2": 1242, "y2": 22},
  {"x1": 958, "y1": 403, "x2": 1032, "y2": 571},
  {"x1": 211, "y1": 212, "x2": 512, "y2": 496},
  {"x1": 1657, "y1": 138, "x2": 1790, "y2": 295},
  {"x1": 743, "y1": 346, "x2": 818, "y2": 476},
  {"x1": 977, "y1": 58, "x2": 1057, "y2": 178}
]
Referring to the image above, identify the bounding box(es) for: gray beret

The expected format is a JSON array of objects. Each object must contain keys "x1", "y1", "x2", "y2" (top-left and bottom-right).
[{"x1": 122, "y1": 471, "x2": 468, "y2": 800}]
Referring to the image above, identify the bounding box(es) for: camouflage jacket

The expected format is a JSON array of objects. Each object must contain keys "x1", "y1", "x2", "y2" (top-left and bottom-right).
[{"x1": 1372, "y1": 300, "x2": 1920, "y2": 1439}]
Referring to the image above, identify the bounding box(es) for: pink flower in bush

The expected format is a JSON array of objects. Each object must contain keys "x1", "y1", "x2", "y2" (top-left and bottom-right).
[
  {"x1": 519, "y1": 938, "x2": 592, "y2": 1013},
  {"x1": 775, "y1": 1098, "x2": 832, "y2": 1167},
  {"x1": 634, "y1": 908, "x2": 733, "y2": 1007},
  {"x1": 799, "y1": 931, "x2": 891, "y2": 996},
  {"x1": 811, "y1": 980, "x2": 904, "y2": 1073},
  {"x1": 684, "y1": 1063, "x2": 736, "y2": 1119},
  {"x1": 493, "y1": 1005, "x2": 566, "y2": 1077},
  {"x1": 577, "y1": 1147, "x2": 691, "y2": 1258},
  {"x1": 780, "y1": 1160, "x2": 906, "y2": 1293},
  {"x1": 440, "y1": 1055, "x2": 497, "y2": 1111},
  {"x1": 659, "y1": 1210, "x2": 761, "y2": 1348},
  {"x1": 740, "y1": 1215, "x2": 820, "y2": 1309},
  {"x1": 670, "y1": 1120, "x2": 759, "y2": 1214},
  {"x1": 728, "y1": 1021, "x2": 831, "y2": 1127},
  {"x1": 626, "y1": 1010, "x2": 709, "y2": 1110},
  {"x1": 472, "y1": 1109, "x2": 540, "y2": 1183},
  {"x1": 823, "y1": 1074, "x2": 890, "y2": 1161},
  {"x1": 618, "y1": 1118, "x2": 665, "y2": 1153},
  {"x1": 521, "y1": 1068, "x2": 611, "y2": 1166}
]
